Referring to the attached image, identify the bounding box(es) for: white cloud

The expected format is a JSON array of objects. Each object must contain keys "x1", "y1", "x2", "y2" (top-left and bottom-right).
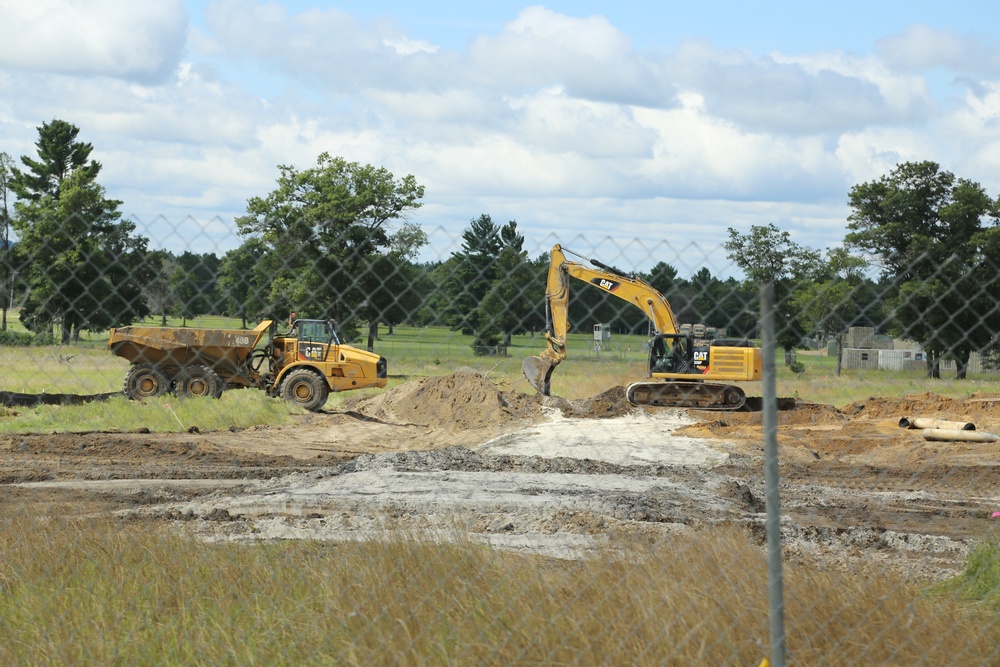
[
  {"x1": 876, "y1": 24, "x2": 1000, "y2": 76},
  {"x1": 631, "y1": 96, "x2": 846, "y2": 201},
  {"x1": 201, "y1": 0, "x2": 425, "y2": 90},
  {"x1": 505, "y1": 87, "x2": 654, "y2": 159},
  {"x1": 0, "y1": 0, "x2": 187, "y2": 82},
  {"x1": 382, "y1": 37, "x2": 439, "y2": 56},
  {"x1": 931, "y1": 83, "x2": 1000, "y2": 182},
  {"x1": 468, "y1": 6, "x2": 665, "y2": 105},
  {"x1": 672, "y1": 41, "x2": 935, "y2": 134},
  {"x1": 0, "y1": 62, "x2": 267, "y2": 151},
  {"x1": 834, "y1": 80, "x2": 1000, "y2": 189}
]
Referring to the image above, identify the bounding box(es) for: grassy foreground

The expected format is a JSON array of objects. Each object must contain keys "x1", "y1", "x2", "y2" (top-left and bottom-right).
[{"x1": 0, "y1": 509, "x2": 996, "y2": 666}]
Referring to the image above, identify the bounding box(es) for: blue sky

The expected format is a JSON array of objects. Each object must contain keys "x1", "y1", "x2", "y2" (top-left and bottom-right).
[{"x1": 1, "y1": 1, "x2": 999, "y2": 273}]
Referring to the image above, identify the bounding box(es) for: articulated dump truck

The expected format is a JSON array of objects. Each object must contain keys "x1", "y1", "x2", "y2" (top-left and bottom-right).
[{"x1": 108, "y1": 318, "x2": 387, "y2": 412}]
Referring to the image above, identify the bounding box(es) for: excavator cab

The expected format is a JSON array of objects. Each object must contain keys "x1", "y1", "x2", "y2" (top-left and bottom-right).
[
  {"x1": 649, "y1": 334, "x2": 692, "y2": 374},
  {"x1": 648, "y1": 334, "x2": 711, "y2": 376}
]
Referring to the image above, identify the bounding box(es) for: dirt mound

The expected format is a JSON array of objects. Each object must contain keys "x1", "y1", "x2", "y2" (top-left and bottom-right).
[
  {"x1": 687, "y1": 401, "x2": 846, "y2": 430},
  {"x1": 954, "y1": 392, "x2": 1000, "y2": 423},
  {"x1": 559, "y1": 385, "x2": 636, "y2": 419},
  {"x1": 843, "y1": 392, "x2": 959, "y2": 420},
  {"x1": 843, "y1": 392, "x2": 1000, "y2": 428},
  {"x1": 346, "y1": 371, "x2": 542, "y2": 431}
]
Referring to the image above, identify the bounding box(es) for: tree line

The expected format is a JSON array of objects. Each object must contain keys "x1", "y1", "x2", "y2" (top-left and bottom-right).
[{"x1": 1, "y1": 120, "x2": 998, "y2": 377}]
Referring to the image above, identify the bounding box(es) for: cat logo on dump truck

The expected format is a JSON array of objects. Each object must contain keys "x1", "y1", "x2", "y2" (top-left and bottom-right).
[{"x1": 590, "y1": 277, "x2": 620, "y2": 292}]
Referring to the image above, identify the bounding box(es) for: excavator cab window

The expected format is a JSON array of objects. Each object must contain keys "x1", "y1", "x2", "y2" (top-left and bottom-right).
[
  {"x1": 673, "y1": 337, "x2": 690, "y2": 369},
  {"x1": 649, "y1": 334, "x2": 694, "y2": 375},
  {"x1": 650, "y1": 336, "x2": 669, "y2": 373}
]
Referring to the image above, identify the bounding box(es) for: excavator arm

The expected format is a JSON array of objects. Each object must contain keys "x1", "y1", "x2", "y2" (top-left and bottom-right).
[{"x1": 522, "y1": 244, "x2": 680, "y2": 395}]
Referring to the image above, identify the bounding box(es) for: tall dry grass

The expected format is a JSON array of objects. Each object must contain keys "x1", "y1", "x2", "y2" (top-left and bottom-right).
[{"x1": 0, "y1": 507, "x2": 996, "y2": 665}]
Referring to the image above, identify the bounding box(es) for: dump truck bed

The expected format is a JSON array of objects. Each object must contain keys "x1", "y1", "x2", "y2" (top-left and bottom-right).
[{"x1": 107, "y1": 321, "x2": 272, "y2": 374}]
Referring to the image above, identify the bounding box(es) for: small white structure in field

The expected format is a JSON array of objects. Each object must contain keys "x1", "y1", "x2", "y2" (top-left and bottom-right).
[{"x1": 593, "y1": 323, "x2": 611, "y2": 351}]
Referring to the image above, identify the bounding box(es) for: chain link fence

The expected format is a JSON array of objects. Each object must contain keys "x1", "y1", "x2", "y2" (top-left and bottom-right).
[{"x1": 0, "y1": 218, "x2": 999, "y2": 665}]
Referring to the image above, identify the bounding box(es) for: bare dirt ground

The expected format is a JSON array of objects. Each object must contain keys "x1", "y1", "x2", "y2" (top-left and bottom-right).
[{"x1": 4, "y1": 371, "x2": 999, "y2": 579}]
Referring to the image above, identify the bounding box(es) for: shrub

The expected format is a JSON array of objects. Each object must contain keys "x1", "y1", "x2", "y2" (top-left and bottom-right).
[
  {"x1": 471, "y1": 329, "x2": 505, "y2": 356},
  {"x1": 0, "y1": 330, "x2": 41, "y2": 346}
]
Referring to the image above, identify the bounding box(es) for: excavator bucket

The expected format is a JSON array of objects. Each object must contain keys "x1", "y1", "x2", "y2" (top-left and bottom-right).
[{"x1": 522, "y1": 356, "x2": 555, "y2": 396}]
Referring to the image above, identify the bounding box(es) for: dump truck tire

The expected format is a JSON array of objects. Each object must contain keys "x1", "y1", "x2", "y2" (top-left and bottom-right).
[
  {"x1": 175, "y1": 365, "x2": 224, "y2": 399},
  {"x1": 124, "y1": 363, "x2": 170, "y2": 400},
  {"x1": 280, "y1": 368, "x2": 329, "y2": 412}
]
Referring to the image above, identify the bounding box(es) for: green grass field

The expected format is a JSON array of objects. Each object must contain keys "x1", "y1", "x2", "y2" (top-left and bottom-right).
[{"x1": 2, "y1": 315, "x2": 1000, "y2": 433}]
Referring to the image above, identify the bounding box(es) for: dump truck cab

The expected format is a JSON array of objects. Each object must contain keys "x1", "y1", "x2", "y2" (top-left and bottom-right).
[{"x1": 270, "y1": 318, "x2": 388, "y2": 410}]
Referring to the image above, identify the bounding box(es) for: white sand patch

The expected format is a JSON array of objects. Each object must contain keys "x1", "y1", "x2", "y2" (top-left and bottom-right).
[
  {"x1": 154, "y1": 410, "x2": 740, "y2": 558},
  {"x1": 476, "y1": 407, "x2": 729, "y2": 466}
]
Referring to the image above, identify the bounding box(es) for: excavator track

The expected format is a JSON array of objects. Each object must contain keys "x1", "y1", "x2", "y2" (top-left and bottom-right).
[{"x1": 626, "y1": 381, "x2": 747, "y2": 410}]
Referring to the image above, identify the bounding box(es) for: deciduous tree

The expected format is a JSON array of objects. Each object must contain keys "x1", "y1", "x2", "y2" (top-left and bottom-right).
[
  {"x1": 846, "y1": 161, "x2": 1000, "y2": 378},
  {"x1": 235, "y1": 153, "x2": 424, "y2": 342},
  {"x1": 141, "y1": 251, "x2": 178, "y2": 326},
  {"x1": 792, "y1": 248, "x2": 869, "y2": 375},
  {"x1": 725, "y1": 223, "x2": 821, "y2": 363},
  {"x1": 171, "y1": 251, "x2": 221, "y2": 325},
  {"x1": 218, "y1": 239, "x2": 269, "y2": 328},
  {"x1": 358, "y1": 221, "x2": 428, "y2": 350}
]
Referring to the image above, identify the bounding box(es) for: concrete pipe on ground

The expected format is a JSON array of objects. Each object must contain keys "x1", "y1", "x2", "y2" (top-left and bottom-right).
[
  {"x1": 922, "y1": 428, "x2": 998, "y2": 443},
  {"x1": 899, "y1": 417, "x2": 975, "y2": 431}
]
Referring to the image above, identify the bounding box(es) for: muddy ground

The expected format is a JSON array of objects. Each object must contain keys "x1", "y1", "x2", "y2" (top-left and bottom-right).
[{"x1": 4, "y1": 371, "x2": 999, "y2": 580}]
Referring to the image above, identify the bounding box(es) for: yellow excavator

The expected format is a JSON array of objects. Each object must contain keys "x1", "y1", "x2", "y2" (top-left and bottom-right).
[{"x1": 522, "y1": 244, "x2": 762, "y2": 410}]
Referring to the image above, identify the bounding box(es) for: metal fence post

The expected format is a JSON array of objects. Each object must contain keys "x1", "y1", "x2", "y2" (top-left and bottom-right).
[{"x1": 761, "y1": 281, "x2": 787, "y2": 667}]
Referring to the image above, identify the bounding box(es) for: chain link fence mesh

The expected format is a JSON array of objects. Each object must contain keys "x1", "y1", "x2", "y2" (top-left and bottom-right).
[{"x1": 0, "y1": 221, "x2": 998, "y2": 665}]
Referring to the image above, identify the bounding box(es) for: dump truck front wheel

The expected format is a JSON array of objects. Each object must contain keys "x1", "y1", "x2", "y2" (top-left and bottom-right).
[
  {"x1": 280, "y1": 368, "x2": 329, "y2": 412},
  {"x1": 175, "y1": 365, "x2": 224, "y2": 399},
  {"x1": 124, "y1": 363, "x2": 170, "y2": 400}
]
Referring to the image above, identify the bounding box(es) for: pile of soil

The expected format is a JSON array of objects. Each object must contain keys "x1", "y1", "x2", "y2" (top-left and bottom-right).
[
  {"x1": 347, "y1": 371, "x2": 543, "y2": 431},
  {"x1": 844, "y1": 391, "x2": 1000, "y2": 423},
  {"x1": 559, "y1": 385, "x2": 636, "y2": 419}
]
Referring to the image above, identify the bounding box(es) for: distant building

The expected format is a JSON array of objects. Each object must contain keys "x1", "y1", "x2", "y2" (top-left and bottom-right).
[{"x1": 839, "y1": 327, "x2": 998, "y2": 373}]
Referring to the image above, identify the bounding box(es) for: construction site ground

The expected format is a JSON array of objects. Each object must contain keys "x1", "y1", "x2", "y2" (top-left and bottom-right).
[{"x1": 4, "y1": 371, "x2": 999, "y2": 580}]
